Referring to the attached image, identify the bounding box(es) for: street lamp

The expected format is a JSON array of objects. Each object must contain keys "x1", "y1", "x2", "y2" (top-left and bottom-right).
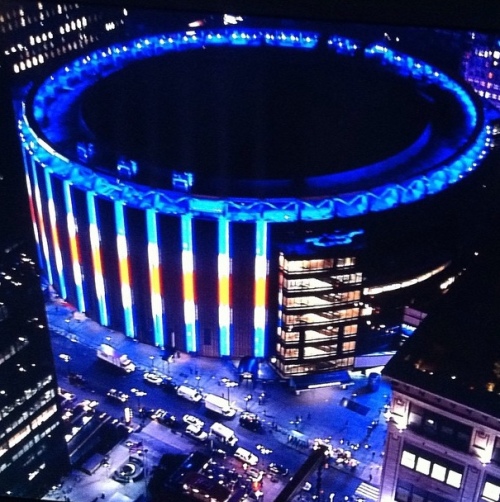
[
  {"x1": 220, "y1": 377, "x2": 238, "y2": 402},
  {"x1": 245, "y1": 394, "x2": 252, "y2": 411}
]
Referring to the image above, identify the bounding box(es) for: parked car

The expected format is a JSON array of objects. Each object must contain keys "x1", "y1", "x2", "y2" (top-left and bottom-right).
[
  {"x1": 234, "y1": 447, "x2": 259, "y2": 466},
  {"x1": 183, "y1": 414, "x2": 204, "y2": 429},
  {"x1": 58, "y1": 388, "x2": 76, "y2": 404},
  {"x1": 152, "y1": 408, "x2": 178, "y2": 428},
  {"x1": 210, "y1": 448, "x2": 227, "y2": 460},
  {"x1": 143, "y1": 372, "x2": 163, "y2": 385},
  {"x1": 106, "y1": 388, "x2": 129, "y2": 403},
  {"x1": 246, "y1": 467, "x2": 264, "y2": 482},
  {"x1": 239, "y1": 412, "x2": 263, "y2": 432},
  {"x1": 68, "y1": 372, "x2": 86, "y2": 385},
  {"x1": 185, "y1": 424, "x2": 208, "y2": 442},
  {"x1": 138, "y1": 407, "x2": 156, "y2": 419},
  {"x1": 160, "y1": 376, "x2": 178, "y2": 392},
  {"x1": 176, "y1": 385, "x2": 203, "y2": 402}
]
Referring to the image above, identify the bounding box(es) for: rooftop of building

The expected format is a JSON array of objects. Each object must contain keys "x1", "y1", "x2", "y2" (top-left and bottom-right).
[
  {"x1": 382, "y1": 232, "x2": 500, "y2": 418},
  {"x1": 27, "y1": 16, "x2": 483, "y2": 199}
]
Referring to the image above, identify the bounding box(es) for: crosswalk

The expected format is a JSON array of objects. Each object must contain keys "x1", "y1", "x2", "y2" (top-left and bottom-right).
[{"x1": 354, "y1": 481, "x2": 380, "y2": 501}]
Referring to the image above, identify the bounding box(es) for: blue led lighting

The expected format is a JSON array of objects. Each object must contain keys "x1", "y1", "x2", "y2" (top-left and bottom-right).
[{"x1": 19, "y1": 29, "x2": 492, "y2": 227}]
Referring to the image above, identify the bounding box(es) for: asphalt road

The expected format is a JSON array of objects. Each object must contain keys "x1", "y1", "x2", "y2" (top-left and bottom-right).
[{"x1": 50, "y1": 328, "x2": 384, "y2": 501}]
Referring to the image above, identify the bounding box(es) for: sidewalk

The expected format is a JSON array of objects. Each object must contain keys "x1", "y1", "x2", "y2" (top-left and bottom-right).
[{"x1": 46, "y1": 299, "x2": 389, "y2": 497}]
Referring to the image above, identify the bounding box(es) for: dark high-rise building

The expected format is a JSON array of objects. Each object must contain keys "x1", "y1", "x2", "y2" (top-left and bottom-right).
[
  {"x1": 0, "y1": 9, "x2": 70, "y2": 492},
  {"x1": 0, "y1": 245, "x2": 70, "y2": 499},
  {"x1": 380, "y1": 235, "x2": 500, "y2": 502}
]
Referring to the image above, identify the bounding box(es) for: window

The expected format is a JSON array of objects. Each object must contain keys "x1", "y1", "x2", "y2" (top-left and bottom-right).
[
  {"x1": 416, "y1": 457, "x2": 431, "y2": 475},
  {"x1": 446, "y1": 470, "x2": 462, "y2": 489},
  {"x1": 407, "y1": 404, "x2": 472, "y2": 452},
  {"x1": 491, "y1": 436, "x2": 500, "y2": 465},
  {"x1": 482, "y1": 476, "x2": 500, "y2": 502},
  {"x1": 344, "y1": 324, "x2": 357, "y2": 336},
  {"x1": 400, "y1": 444, "x2": 463, "y2": 490},
  {"x1": 430, "y1": 463, "x2": 447, "y2": 482},
  {"x1": 395, "y1": 480, "x2": 454, "y2": 502},
  {"x1": 401, "y1": 450, "x2": 416, "y2": 469},
  {"x1": 342, "y1": 341, "x2": 356, "y2": 353}
]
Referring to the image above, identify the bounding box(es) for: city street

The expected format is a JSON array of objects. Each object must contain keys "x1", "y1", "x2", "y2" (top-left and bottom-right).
[{"x1": 45, "y1": 300, "x2": 391, "y2": 502}]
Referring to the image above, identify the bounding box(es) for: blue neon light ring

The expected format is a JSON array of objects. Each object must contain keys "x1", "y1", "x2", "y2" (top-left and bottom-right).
[{"x1": 20, "y1": 28, "x2": 493, "y2": 223}]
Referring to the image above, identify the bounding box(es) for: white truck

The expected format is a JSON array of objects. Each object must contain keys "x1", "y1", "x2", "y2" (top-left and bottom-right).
[
  {"x1": 97, "y1": 344, "x2": 136, "y2": 373},
  {"x1": 209, "y1": 422, "x2": 238, "y2": 447},
  {"x1": 204, "y1": 393, "x2": 236, "y2": 418}
]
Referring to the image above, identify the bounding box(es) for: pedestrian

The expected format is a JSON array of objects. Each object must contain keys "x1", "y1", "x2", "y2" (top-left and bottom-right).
[
  {"x1": 372, "y1": 451, "x2": 376, "y2": 460},
  {"x1": 307, "y1": 412, "x2": 311, "y2": 420},
  {"x1": 369, "y1": 474, "x2": 373, "y2": 483}
]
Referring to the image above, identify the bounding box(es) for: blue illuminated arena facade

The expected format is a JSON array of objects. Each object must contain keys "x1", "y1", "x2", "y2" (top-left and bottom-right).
[{"x1": 16, "y1": 25, "x2": 495, "y2": 362}]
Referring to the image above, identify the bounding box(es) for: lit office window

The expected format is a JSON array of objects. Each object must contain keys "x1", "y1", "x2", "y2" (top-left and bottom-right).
[
  {"x1": 482, "y1": 480, "x2": 500, "y2": 502},
  {"x1": 430, "y1": 463, "x2": 447, "y2": 482},
  {"x1": 400, "y1": 450, "x2": 416, "y2": 469},
  {"x1": 446, "y1": 469, "x2": 462, "y2": 489},
  {"x1": 416, "y1": 457, "x2": 430, "y2": 474}
]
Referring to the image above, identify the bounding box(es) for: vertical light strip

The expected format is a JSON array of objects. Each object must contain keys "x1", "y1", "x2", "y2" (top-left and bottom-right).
[
  {"x1": 63, "y1": 181, "x2": 85, "y2": 312},
  {"x1": 29, "y1": 157, "x2": 53, "y2": 286},
  {"x1": 87, "y1": 192, "x2": 108, "y2": 326},
  {"x1": 115, "y1": 202, "x2": 135, "y2": 338},
  {"x1": 43, "y1": 170, "x2": 67, "y2": 299},
  {"x1": 218, "y1": 218, "x2": 231, "y2": 356},
  {"x1": 146, "y1": 209, "x2": 164, "y2": 347},
  {"x1": 181, "y1": 213, "x2": 197, "y2": 353},
  {"x1": 254, "y1": 219, "x2": 268, "y2": 358},
  {"x1": 22, "y1": 154, "x2": 42, "y2": 268}
]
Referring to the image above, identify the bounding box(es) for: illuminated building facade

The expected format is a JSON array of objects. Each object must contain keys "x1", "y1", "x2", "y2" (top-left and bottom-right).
[
  {"x1": 0, "y1": 0, "x2": 128, "y2": 76},
  {"x1": 464, "y1": 32, "x2": 500, "y2": 112},
  {"x1": 0, "y1": 247, "x2": 70, "y2": 498},
  {"x1": 274, "y1": 232, "x2": 364, "y2": 380},
  {"x1": 380, "y1": 241, "x2": 500, "y2": 502},
  {"x1": 4, "y1": 5, "x2": 498, "y2": 369}
]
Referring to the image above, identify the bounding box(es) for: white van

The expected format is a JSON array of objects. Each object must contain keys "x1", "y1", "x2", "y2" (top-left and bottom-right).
[
  {"x1": 209, "y1": 422, "x2": 238, "y2": 447},
  {"x1": 176, "y1": 385, "x2": 203, "y2": 403},
  {"x1": 234, "y1": 447, "x2": 259, "y2": 466}
]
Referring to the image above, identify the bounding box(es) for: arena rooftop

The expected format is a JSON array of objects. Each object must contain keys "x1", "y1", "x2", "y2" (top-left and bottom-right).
[{"x1": 22, "y1": 26, "x2": 493, "y2": 222}]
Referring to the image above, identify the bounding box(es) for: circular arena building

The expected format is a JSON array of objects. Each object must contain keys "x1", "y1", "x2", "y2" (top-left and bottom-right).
[{"x1": 16, "y1": 22, "x2": 495, "y2": 379}]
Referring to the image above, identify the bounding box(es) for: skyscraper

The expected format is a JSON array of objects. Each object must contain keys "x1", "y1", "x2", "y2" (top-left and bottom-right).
[{"x1": 0, "y1": 43, "x2": 70, "y2": 499}]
